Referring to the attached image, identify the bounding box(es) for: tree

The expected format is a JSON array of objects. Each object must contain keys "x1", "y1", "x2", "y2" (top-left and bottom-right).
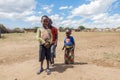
[
  {"x1": 117, "y1": 26, "x2": 120, "y2": 29},
  {"x1": 0, "y1": 28, "x2": 1, "y2": 38},
  {"x1": 33, "y1": 26, "x2": 39, "y2": 33},
  {"x1": 78, "y1": 25, "x2": 85, "y2": 30},
  {"x1": 13, "y1": 28, "x2": 22, "y2": 33},
  {"x1": 59, "y1": 27, "x2": 64, "y2": 32},
  {"x1": 33, "y1": 26, "x2": 39, "y2": 29},
  {"x1": 0, "y1": 24, "x2": 8, "y2": 33},
  {"x1": 64, "y1": 27, "x2": 69, "y2": 30}
]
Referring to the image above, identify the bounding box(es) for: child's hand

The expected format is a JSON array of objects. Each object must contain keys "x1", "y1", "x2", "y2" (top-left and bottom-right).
[
  {"x1": 62, "y1": 47, "x2": 64, "y2": 50},
  {"x1": 44, "y1": 42, "x2": 50, "y2": 48}
]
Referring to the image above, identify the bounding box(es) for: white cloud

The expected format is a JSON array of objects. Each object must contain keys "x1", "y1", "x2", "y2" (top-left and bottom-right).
[
  {"x1": 67, "y1": 15, "x2": 75, "y2": 19},
  {"x1": 50, "y1": 13, "x2": 120, "y2": 28},
  {"x1": 65, "y1": 0, "x2": 120, "y2": 28},
  {"x1": 59, "y1": 6, "x2": 68, "y2": 10},
  {"x1": 61, "y1": 19, "x2": 81, "y2": 28},
  {"x1": 42, "y1": 4, "x2": 54, "y2": 14},
  {"x1": 24, "y1": 15, "x2": 40, "y2": 22},
  {"x1": 49, "y1": 14, "x2": 85, "y2": 28},
  {"x1": 59, "y1": 6, "x2": 73, "y2": 10},
  {"x1": 92, "y1": 13, "x2": 108, "y2": 21},
  {"x1": 50, "y1": 14, "x2": 63, "y2": 20},
  {"x1": 0, "y1": 0, "x2": 36, "y2": 13},
  {"x1": 49, "y1": 14, "x2": 64, "y2": 27},
  {"x1": 0, "y1": 0, "x2": 36, "y2": 20},
  {"x1": 90, "y1": 13, "x2": 120, "y2": 27},
  {"x1": 38, "y1": 11, "x2": 42, "y2": 14},
  {"x1": 71, "y1": 0, "x2": 116, "y2": 17},
  {"x1": 0, "y1": 0, "x2": 42, "y2": 26},
  {"x1": 0, "y1": 0, "x2": 119, "y2": 28}
]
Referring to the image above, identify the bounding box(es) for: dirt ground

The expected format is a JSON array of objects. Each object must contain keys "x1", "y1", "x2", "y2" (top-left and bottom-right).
[{"x1": 0, "y1": 32, "x2": 120, "y2": 80}]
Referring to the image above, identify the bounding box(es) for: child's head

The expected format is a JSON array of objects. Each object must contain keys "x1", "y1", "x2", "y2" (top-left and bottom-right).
[
  {"x1": 41, "y1": 15, "x2": 49, "y2": 28},
  {"x1": 65, "y1": 29, "x2": 71, "y2": 37}
]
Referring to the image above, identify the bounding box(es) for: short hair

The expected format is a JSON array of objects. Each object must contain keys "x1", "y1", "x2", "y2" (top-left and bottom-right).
[{"x1": 66, "y1": 29, "x2": 71, "y2": 34}]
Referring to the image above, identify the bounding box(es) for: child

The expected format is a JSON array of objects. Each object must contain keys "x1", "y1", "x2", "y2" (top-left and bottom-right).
[
  {"x1": 62, "y1": 29, "x2": 75, "y2": 64},
  {"x1": 48, "y1": 18, "x2": 58, "y2": 66},
  {"x1": 36, "y1": 15, "x2": 52, "y2": 74}
]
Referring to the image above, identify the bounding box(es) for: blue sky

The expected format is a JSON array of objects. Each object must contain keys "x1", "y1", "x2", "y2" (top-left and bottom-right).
[{"x1": 0, "y1": 0, "x2": 120, "y2": 29}]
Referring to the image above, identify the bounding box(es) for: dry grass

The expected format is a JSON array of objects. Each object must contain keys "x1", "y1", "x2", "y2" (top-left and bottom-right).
[
  {"x1": 0, "y1": 32, "x2": 120, "y2": 68},
  {"x1": 0, "y1": 32, "x2": 120, "y2": 80}
]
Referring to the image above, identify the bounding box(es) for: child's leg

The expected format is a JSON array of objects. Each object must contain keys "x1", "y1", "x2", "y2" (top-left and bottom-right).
[
  {"x1": 46, "y1": 60, "x2": 49, "y2": 69},
  {"x1": 45, "y1": 47, "x2": 51, "y2": 69},
  {"x1": 37, "y1": 45, "x2": 45, "y2": 74},
  {"x1": 50, "y1": 45, "x2": 54, "y2": 64},
  {"x1": 64, "y1": 48, "x2": 69, "y2": 64},
  {"x1": 69, "y1": 49, "x2": 74, "y2": 64},
  {"x1": 41, "y1": 60, "x2": 44, "y2": 69},
  {"x1": 39, "y1": 45, "x2": 46, "y2": 67},
  {"x1": 46, "y1": 60, "x2": 51, "y2": 75},
  {"x1": 37, "y1": 60, "x2": 44, "y2": 74},
  {"x1": 45, "y1": 47, "x2": 51, "y2": 74}
]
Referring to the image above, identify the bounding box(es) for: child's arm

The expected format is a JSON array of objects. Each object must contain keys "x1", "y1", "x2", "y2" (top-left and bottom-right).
[
  {"x1": 62, "y1": 45, "x2": 65, "y2": 50},
  {"x1": 36, "y1": 28, "x2": 45, "y2": 44},
  {"x1": 73, "y1": 43, "x2": 75, "y2": 50},
  {"x1": 72, "y1": 36, "x2": 75, "y2": 50},
  {"x1": 62, "y1": 38, "x2": 66, "y2": 50}
]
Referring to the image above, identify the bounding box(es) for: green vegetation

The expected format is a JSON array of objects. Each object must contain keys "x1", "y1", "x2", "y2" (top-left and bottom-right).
[
  {"x1": 117, "y1": 26, "x2": 120, "y2": 29},
  {"x1": 78, "y1": 25, "x2": 85, "y2": 30},
  {"x1": 0, "y1": 24, "x2": 8, "y2": 33}
]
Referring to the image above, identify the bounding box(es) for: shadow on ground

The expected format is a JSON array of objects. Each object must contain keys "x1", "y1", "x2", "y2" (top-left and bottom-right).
[{"x1": 51, "y1": 62, "x2": 88, "y2": 73}]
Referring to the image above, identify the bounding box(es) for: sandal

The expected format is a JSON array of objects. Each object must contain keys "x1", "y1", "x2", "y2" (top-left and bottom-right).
[
  {"x1": 46, "y1": 68, "x2": 51, "y2": 75},
  {"x1": 37, "y1": 68, "x2": 43, "y2": 74}
]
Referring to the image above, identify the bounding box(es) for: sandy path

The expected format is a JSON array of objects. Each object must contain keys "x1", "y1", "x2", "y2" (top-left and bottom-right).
[
  {"x1": 0, "y1": 32, "x2": 120, "y2": 80},
  {"x1": 0, "y1": 59, "x2": 120, "y2": 80}
]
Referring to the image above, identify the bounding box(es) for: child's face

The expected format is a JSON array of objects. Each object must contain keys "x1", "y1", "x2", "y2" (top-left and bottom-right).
[
  {"x1": 41, "y1": 17, "x2": 49, "y2": 28},
  {"x1": 66, "y1": 32, "x2": 71, "y2": 37}
]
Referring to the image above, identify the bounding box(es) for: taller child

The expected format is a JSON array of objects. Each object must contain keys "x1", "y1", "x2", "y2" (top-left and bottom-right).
[{"x1": 36, "y1": 15, "x2": 52, "y2": 74}]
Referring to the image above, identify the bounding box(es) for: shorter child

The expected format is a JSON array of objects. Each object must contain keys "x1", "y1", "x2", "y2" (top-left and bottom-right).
[{"x1": 62, "y1": 29, "x2": 75, "y2": 64}]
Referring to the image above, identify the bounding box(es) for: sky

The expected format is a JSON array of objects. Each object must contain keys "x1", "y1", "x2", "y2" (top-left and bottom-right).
[{"x1": 0, "y1": 0, "x2": 120, "y2": 29}]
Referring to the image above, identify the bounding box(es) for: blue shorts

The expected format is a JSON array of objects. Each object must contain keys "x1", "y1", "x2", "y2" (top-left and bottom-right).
[
  {"x1": 51, "y1": 44, "x2": 57, "y2": 58},
  {"x1": 39, "y1": 45, "x2": 51, "y2": 62}
]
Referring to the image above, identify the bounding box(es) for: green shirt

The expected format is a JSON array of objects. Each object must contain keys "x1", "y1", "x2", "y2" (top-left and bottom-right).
[{"x1": 36, "y1": 28, "x2": 52, "y2": 45}]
